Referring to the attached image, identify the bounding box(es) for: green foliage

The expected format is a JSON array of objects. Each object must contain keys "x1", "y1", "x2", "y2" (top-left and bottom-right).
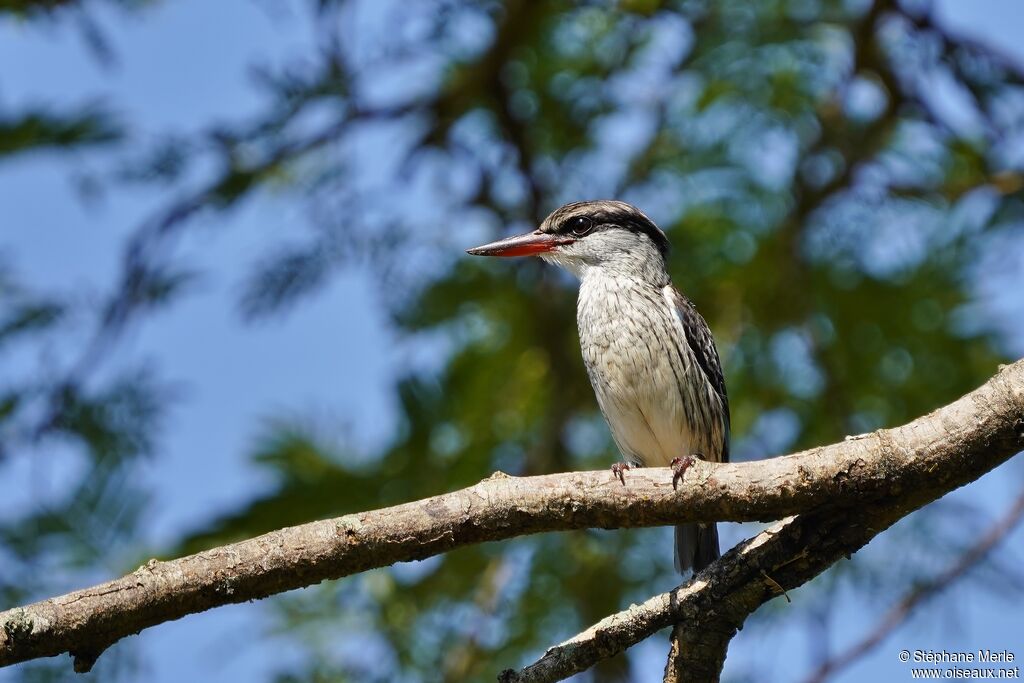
[
  {"x1": 3, "y1": 0, "x2": 1024, "y2": 681},
  {"x1": 0, "y1": 0, "x2": 76, "y2": 17},
  {"x1": 0, "y1": 300, "x2": 64, "y2": 347},
  {"x1": 0, "y1": 106, "x2": 121, "y2": 159},
  {"x1": 0, "y1": 0, "x2": 150, "y2": 18},
  {"x1": 239, "y1": 247, "x2": 332, "y2": 320},
  {"x1": 168, "y1": 1, "x2": 1021, "y2": 680},
  {"x1": 173, "y1": 421, "x2": 379, "y2": 555}
]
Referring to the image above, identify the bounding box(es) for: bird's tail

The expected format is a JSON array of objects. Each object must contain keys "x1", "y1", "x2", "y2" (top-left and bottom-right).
[{"x1": 674, "y1": 522, "x2": 720, "y2": 574}]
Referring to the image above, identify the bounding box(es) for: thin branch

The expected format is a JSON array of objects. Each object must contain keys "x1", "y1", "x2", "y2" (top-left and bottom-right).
[
  {"x1": 502, "y1": 503, "x2": 886, "y2": 683},
  {"x1": 1, "y1": 360, "x2": 1023, "y2": 674},
  {"x1": 802, "y1": 488, "x2": 1024, "y2": 683}
]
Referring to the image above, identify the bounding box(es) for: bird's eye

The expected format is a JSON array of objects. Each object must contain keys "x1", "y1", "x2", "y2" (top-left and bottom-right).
[{"x1": 566, "y1": 216, "x2": 593, "y2": 237}]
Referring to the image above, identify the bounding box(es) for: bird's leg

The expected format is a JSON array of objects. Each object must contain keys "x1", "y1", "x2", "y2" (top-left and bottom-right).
[
  {"x1": 670, "y1": 455, "x2": 697, "y2": 490},
  {"x1": 611, "y1": 461, "x2": 633, "y2": 485}
]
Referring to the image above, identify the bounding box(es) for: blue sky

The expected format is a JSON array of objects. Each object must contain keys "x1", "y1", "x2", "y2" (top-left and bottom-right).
[{"x1": 1, "y1": 1, "x2": 1023, "y2": 681}]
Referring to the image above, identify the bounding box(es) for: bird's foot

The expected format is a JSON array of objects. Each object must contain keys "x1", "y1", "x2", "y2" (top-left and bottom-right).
[
  {"x1": 611, "y1": 461, "x2": 632, "y2": 485},
  {"x1": 670, "y1": 455, "x2": 696, "y2": 491}
]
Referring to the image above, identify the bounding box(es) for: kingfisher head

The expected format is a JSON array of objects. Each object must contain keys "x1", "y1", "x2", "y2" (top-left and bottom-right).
[{"x1": 466, "y1": 200, "x2": 670, "y2": 281}]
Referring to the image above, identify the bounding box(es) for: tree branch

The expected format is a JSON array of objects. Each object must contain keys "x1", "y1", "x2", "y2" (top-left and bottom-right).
[
  {"x1": 803, "y1": 488, "x2": 1024, "y2": 683},
  {"x1": 503, "y1": 486, "x2": 1013, "y2": 683},
  {"x1": 499, "y1": 511, "x2": 842, "y2": 683},
  {"x1": 504, "y1": 438, "x2": 1024, "y2": 683},
  {"x1": 2, "y1": 360, "x2": 1023, "y2": 674}
]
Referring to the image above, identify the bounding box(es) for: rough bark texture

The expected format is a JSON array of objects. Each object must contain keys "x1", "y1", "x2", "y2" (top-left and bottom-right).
[
  {"x1": 803, "y1": 489, "x2": 1024, "y2": 683},
  {"x1": 503, "y1": 505, "x2": 908, "y2": 683},
  {"x1": 2, "y1": 360, "x2": 1023, "y2": 676},
  {"x1": 504, "y1": 361, "x2": 1024, "y2": 683}
]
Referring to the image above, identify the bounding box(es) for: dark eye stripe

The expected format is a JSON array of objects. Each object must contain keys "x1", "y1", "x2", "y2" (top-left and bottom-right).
[
  {"x1": 611, "y1": 212, "x2": 670, "y2": 256},
  {"x1": 546, "y1": 202, "x2": 670, "y2": 256}
]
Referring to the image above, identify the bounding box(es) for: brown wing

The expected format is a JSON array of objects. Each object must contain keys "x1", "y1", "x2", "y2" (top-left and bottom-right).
[{"x1": 669, "y1": 287, "x2": 730, "y2": 463}]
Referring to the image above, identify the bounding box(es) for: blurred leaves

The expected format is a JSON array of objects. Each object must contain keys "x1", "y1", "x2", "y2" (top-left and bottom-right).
[
  {"x1": 239, "y1": 245, "x2": 332, "y2": 320},
  {"x1": 0, "y1": 0, "x2": 152, "y2": 18},
  {"x1": 0, "y1": 300, "x2": 64, "y2": 347},
  {"x1": 2, "y1": 0, "x2": 1024, "y2": 681},
  {"x1": 186, "y1": 1, "x2": 1020, "y2": 680},
  {"x1": 0, "y1": 106, "x2": 121, "y2": 160},
  {"x1": 172, "y1": 419, "x2": 378, "y2": 555},
  {"x1": 0, "y1": 0, "x2": 78, "y2": 17},
  {"x1": 52, "y1": 368, "x2": 167, "y2": 461}
]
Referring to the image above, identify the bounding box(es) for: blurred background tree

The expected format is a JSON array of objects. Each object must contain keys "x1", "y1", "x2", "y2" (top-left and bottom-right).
[{"x1": 1, "y1": 0, "x2": 1023, "y2": 681}]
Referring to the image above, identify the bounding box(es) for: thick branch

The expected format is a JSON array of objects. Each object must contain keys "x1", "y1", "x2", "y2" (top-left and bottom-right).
[
  {"x1": 2, "y1": 360, "x2": 1023, "y2": 673},
  {"x1": 503, "y1": 502, "x2": 903, "y2": 683},
  {"x1": 504, "y1": 462, "x2": 1024, "y2": 683},
  {"x1": 803, "y1": 489, "x2": 1024, "y2": 683}
]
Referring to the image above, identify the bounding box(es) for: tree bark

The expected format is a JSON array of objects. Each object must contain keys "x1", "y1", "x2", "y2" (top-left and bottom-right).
[
  {"x1": 504, "y1": 474, "x2": 1024, "y2": 683},
  {"x1": 2, "y1": 360, "x2": 1023, "y2": 676}
]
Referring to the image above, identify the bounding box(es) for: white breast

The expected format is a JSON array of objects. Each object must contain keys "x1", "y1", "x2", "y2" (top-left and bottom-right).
[{"x1": 577, "y1": 272, "x2": 722, "y2": 467}]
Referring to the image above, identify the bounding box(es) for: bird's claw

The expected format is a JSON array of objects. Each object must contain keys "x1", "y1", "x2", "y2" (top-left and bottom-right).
[
  {"x1": 611, "y1": 461, "x2": 632, "y2": 485},
  {"x1": 670, "y1": 455, "x2": 695, "y2": 490}
]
